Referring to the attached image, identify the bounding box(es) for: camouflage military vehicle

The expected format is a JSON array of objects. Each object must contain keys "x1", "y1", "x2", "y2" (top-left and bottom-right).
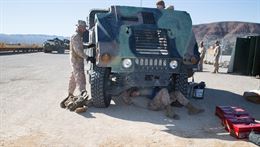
[
  {"x1": 43, "y1": 38, "x2": 65, "y2": 53},
  {"x1": 63, "y1": 39, "x2": 70, "y2": 49},
  {"x1": 86, "y1": 6, "x2": 200, "y2": 108}
]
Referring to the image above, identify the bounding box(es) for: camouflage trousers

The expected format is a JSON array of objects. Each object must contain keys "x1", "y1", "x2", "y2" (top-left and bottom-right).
[
  {"x1": 68, "y1": 61, "x2": 86, "y2": 94},
  {"x1": 148, "y1": 88, "x2": 189, "y2": 111},
  {"x1": 213, "y1": 57, "x2": 220, "y2": 73},
  {"x1": 198, "y1": 56, "x2": 205, "y2": 71}
]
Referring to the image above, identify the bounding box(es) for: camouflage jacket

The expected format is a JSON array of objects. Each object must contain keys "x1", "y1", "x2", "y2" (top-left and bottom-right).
[{"x1": 70, "y1": 32, "x2": 88, "y2": 63}]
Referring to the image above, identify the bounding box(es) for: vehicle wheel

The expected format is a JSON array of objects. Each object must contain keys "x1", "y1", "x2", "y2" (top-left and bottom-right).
[
  {"x1": 90, "y1": 65, "x2": 111, "y2": 108},
  {"x1": 175, "y1": 74, "x2": 188, "y2": 97},
  {"x1": 44, "y1": 43, "x2": 52, "y2": 53},
  {"x1": 187, "y1": 68, "x2": 194, "y2": 78},
  {"x1": 57, "y1": 49, "x2": 65, "y2": 54}
]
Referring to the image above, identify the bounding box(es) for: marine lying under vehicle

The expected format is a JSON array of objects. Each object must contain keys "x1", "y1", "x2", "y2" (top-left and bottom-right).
[{"x1": 85, "y1": 5, "x2": 200, "y2": 108}]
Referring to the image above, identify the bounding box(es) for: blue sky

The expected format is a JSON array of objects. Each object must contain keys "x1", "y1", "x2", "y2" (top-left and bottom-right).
[{"x1": 0, "y1": 0, "x2": 259, "y2": 36}]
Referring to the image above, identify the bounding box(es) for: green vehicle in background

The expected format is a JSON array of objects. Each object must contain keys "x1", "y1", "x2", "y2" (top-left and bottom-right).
[
  {"x1": 43, "y1": 38, "x2": 68, "y2": 54},
  {"x1": 86, "y1": 6, "x2": 200, "y2": 108}
]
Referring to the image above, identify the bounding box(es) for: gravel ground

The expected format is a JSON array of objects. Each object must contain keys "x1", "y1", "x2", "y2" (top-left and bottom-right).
[{"x1": 0, "y1": 52, "x2": 259, "y2": 147}]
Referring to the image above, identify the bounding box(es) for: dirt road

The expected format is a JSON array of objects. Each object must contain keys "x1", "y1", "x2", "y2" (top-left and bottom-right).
[{"x1": 0, "y1": 53, "x2": 259, "y2": 146}]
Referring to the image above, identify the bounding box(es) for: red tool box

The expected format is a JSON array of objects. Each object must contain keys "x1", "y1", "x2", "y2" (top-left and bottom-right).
[
  {"x1": 215, "y1": 106, "x2": 249, "y2": 119},
  {"x1": 229, "y1": 123, "x2": 260, "y2": 139},
  {"x1": 223, "y1": 116, "x2": 255, "y2": 132},
  {"x1": 215, "y1": 106, "x2": 260, "y2": 139}
]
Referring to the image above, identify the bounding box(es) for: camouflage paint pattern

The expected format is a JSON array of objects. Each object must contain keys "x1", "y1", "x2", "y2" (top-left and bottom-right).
[
  {"x1": 87, "y1": 5, "x2": 199, "y2": 88},
  {"x1": 89, "y1": 6, "x2": 199, "y2": 70},
  {"x1": 68, "y1": 33, "x2": 87, "y2": 94}
]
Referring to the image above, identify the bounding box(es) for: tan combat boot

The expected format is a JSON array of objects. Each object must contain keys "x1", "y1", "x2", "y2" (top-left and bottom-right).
[
  {"x1": 165, "y1": 105, "x2": 180, "y2": 120},
  {"x1": 185, "y1": 102, "x2": 205, "y2": 115},
  {"x1": 75, "y1": 106, "x2": 88, "y2": 113},
  {"x1": 60, "y1": 93, "x2": 74, "y2": 109}
]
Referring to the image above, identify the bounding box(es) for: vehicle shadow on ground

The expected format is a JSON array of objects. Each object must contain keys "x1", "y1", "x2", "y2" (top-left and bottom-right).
[{"x1": 80, "y1": 88, "x2": 259, "y2": 141}]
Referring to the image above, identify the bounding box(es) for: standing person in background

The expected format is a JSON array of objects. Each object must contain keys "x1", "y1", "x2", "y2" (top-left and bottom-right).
[
  {"x1": 213, "y1": 41, "x2": 221, "y2": 73},
  {"x1": 198, "y1": 41, "x2": 206, "y2": 71}
]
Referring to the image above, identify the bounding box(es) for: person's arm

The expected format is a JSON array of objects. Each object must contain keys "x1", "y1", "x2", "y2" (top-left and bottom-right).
[
  {"x1": 203, "y1": 47, "x2": 207, "y2": 54},
  {"x1": 215, "y1": 46, "x2": 220, "y2": 56},
  {"x1": 72, "y1": 35, "x2": 88, "y2": 59},
  {"x1": 214, "y1": 46, "x2": 218, "y2": 56}
]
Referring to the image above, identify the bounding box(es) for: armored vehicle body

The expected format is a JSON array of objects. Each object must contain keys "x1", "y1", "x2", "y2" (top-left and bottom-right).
[
  {"x1": 43, "y1": 38, "x2": 65, "y2": 54},
  {"x1": 86, "y1": 6, "x2": 200, "y2": 107}
]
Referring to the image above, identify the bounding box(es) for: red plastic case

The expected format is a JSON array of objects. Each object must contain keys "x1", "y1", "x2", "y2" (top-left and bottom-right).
[
  {"x1": 229, "y1": 123, "x2": 260, "y2": 139},
  {"x1": 215, "y1": 106, "x2": 260, "y2": 139}
]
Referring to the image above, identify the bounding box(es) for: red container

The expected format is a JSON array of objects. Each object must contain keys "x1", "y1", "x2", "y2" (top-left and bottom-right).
[
  {"x1": 232, "y1": 107, "x2": 249, "y2": 115},
  {"x1": 215, "y1": 106, "x2": 249, "y2": 119},
  {"x1": 223, "y1": 116, "x2": 255, "y2": 132},
  {"x1": 227, "y1": 116, "x2": 255, "y2": 124},
  {"x1": 215, "y1": 106, "x2": 259, "y2": 139},
  {"x1": 215, "y1": 106, "x2": 232, "y2": 118},
  {"x1": 229, "y1": 123, "x2": 260, "y2": 139}
]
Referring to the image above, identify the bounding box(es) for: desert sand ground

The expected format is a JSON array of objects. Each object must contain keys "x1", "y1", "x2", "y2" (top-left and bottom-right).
[{"x1": 0, "y1": 52, "x2": 259, "y2": 147}]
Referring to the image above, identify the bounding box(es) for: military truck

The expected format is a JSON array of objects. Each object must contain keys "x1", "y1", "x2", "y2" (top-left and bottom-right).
[
  {"x1": 43, "y1": 38, "x2": 65, "y2": 53},
  {"x1": 86, "y1": 6, "x2": 200, "y2": 108},
  {"x1": 63, "y1": 39, "x2": 70, "y2": 50}
]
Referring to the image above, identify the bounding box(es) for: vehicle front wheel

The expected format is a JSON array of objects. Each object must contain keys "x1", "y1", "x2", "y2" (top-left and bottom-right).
[{"x1": 90, "y1": 65, "x2": 111, "y2": 108}]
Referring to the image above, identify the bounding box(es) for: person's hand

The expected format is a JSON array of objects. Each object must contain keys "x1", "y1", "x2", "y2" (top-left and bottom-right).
[
  {"x1": 86, "y1": 43, "x2": 95, "y2": 48},
  {"x1": 87, "y1": 57, "x2": 95, "y2": 63}
]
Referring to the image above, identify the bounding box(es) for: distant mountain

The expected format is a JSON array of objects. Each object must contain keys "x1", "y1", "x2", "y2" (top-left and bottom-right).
[
  {"x1": 193, "y1": 21, "x2": 260, "y2": 55},
  {"x1": 0, "y1": 34, "x2": 68, "y2": 45},
  {"x1": 1, "y1": 21, "x2": 260, "y2": 55}
]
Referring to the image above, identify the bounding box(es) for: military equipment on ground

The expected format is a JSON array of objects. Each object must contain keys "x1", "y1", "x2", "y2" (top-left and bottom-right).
[
  {"x1": 86, "y1": 6, "x2": 200, "y2": 108},
  {"x1": 43, "y1": 38, "x2": 67, "y2": 53},
  {"x1": 0, "y1": 42, "x2": 43, "y2": 53}
]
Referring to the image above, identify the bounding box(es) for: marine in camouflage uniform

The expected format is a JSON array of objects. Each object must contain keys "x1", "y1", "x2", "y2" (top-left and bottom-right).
[
  {"x1": 198, "y1": 41, "x2": 206, "y2": 71},
  {"x1": 213, "y1": 41, "x2": 221, "y2": 73},
  {"x1": 156, "y1": 0, "x2": 165, "y2": 9},
  {"x1": 68, "y1": 20, "x2": 89, "y2": 95},
  {"x1": 147, "y1": 88, "x2": 189, "y2": 111},
  {"x1": 60, "y1": 20, "x2": 91, "y2": 110},
  {"x1": 148, "y1": 88, "x2": 204, "y2": 119},
  {"x1": 121, "y1": 87, "x2": 204, "y2": 119}
]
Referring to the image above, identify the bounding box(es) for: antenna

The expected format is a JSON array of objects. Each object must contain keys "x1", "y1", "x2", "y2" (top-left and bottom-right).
[{"x1": 140, "y1": 0, "x2": 142, "y2": 7}]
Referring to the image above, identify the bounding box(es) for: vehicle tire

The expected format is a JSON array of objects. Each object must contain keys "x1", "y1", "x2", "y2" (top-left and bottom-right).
[
  {"x1": 187, "y1": 68, "x2": 194, "y2": 78},
  {"x1": 57, "y1": 48, "x2": 65, "y2": 54},
  {"x1": 175, "y1": 74, "x2": 188, "y2": 97},
  {"x1": 90, "y1": 65, "x2": 111, "y2": 108},
  {"x1": 43, "y1": 43, "x2": 52, "y2": 53}
]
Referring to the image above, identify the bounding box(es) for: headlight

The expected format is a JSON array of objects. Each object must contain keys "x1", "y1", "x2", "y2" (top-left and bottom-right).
[
  {"x1": 101, "y1": 53, "x2": 111, "y2": 64},
  {"x1": 122, "y1": 58, "x2": 132, "y2": 68},
  {"x1": 169, "y1": 60, "x2": 178, "y2": 69}
]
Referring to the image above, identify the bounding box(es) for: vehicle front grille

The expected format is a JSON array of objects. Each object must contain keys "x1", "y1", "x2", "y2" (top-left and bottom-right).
[
  {"x1": 134, "y1": 57, "x2": 171, "y2": 71},
  {"x1": 133, "y1": 29, "x2": 169, "y2": 55}
]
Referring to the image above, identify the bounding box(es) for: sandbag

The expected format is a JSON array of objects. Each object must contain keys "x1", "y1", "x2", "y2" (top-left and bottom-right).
[{"x1": 243, "y1": 90, "x2": 260, "y2": 104}]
